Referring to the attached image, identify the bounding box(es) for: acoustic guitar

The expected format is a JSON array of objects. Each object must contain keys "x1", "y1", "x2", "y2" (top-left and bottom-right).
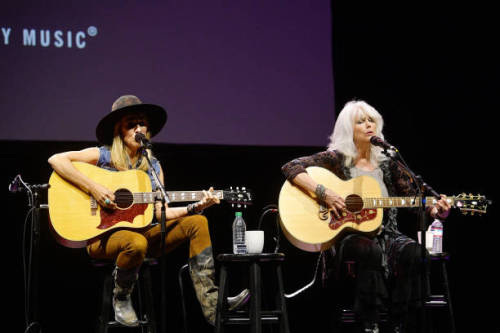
[
  {"x1": 48, "y1": 162, "x2": 252, "y2": 248},
  {"x1": 278, "y1": 166, "x2": 489, "y2": 252}
]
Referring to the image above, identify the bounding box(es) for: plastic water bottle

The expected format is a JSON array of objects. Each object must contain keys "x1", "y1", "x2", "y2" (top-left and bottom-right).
[
  {"x1": 232, "y1": 212, "x2": 247, "y2": 254},
  {"x1": 430, "y1": 219, "x2": 443, "y2": 253}
]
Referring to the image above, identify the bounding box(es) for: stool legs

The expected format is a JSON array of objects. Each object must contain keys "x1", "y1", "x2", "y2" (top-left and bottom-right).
[
  {"x1": 276, "y1": 264, "x2": 290, "y2": 333},
  {"x1": 249, "y1": 262, "x2": 262, "y2": 333},
  {"x1": 97, "y1": 272, "x2": 113, "y2": 333},
  {"x1": 441, "y1": 260, "x2": 456, "y2": 333},
  {"x1": 178, "y1": 264, "x2": 190, "y2": 333},
  {"x1": 140, "y1": 265, "x2": 157, "y2": 333},
  {"x1": 215, "y1": 265, "x2": 228, "y2": 333},
  {"x1": 214, "y1": 254, "x2": 289, "y2": 333}
]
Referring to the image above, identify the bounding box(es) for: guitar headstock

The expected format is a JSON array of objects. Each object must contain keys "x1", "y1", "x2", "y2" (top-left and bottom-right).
[
  {"x1": 224, "y1": 186, "x2": 253, "y2": 208},
  {"x1": 454, "y1": 193, "x2": 491, "y2": 216}
]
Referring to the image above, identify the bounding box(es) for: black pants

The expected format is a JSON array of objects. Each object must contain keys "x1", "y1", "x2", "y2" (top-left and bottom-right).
[{"x1": 334, "y1": 234, "x2": 428, "y2": 329}]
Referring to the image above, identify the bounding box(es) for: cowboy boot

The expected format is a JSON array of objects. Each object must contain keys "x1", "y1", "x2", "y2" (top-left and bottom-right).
[
  {"x1": 112, "y1": 266, "x2": 140, "y2": 327},
  {"x1": 189, "y1": 247, "x2": 250, "y2": 325}
]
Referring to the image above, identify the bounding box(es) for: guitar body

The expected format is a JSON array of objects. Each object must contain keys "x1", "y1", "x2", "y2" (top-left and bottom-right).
[
  {"x1": 278, "y1": 166, "x2": 383, "y2": 252},
  {"x1": 48, "y1": 162, "x2": 154, "y2": 248}
]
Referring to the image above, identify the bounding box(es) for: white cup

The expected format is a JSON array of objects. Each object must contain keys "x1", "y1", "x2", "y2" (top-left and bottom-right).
[
  {"x1": 417, "y1": 231, "x2": 434, "y2": 252},
  {"x1": 245, "y1": 230, "x2": 264, "y2": 254}
]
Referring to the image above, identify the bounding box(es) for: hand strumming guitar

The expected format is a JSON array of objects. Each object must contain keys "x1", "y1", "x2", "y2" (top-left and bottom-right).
[{"x1": 323, "y1": 188, "x2": 346, "y2": 219}]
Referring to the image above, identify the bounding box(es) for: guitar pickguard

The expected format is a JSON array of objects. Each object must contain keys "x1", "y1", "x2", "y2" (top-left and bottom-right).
[
  {"x1": 328, "y1": 209, "x2": 378, "y2": 230},
  {"x1": 98, "y1": 204, "x2": 148, "y2": 230}
]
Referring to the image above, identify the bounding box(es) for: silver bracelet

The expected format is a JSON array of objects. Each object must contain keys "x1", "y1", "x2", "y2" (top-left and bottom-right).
[
  {"x1": 187, "y1": 202, "x2": 204, "y2": 215},
  {"x1": 315, "y1": 184, "x2": 327, "y2": 202}
]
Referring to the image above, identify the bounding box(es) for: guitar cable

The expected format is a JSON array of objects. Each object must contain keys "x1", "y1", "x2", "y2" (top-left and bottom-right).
[
  {"x1": 284, "y1": 251, "x2": 323, "y2": 299},
  {"x1": 257, "y1": 205, "x2": 280, "y2": 253},
  {"x1": 257, "y1": 204, "x2": 324, "y2": 298}
]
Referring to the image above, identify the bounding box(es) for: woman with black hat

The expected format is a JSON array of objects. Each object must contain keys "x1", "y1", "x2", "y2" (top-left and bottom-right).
[{"x1": 48, "y1": 95, "x2": 249, "y2": 327}]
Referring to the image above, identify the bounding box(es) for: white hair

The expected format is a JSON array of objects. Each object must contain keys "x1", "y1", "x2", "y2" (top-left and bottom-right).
[{"x1": 327, "y1": 100, "x2": 388, "y2": 167}]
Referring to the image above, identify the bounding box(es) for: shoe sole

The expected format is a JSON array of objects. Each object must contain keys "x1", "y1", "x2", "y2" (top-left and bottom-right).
[{"x1": 228, "y1": 290, "x2": 251, "y2": 311}]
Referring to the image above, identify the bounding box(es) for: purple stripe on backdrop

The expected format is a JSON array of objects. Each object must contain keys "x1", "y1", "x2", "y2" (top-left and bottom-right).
[{"x1": 0, "y1": 1, "x2": 334, "y2": 146}]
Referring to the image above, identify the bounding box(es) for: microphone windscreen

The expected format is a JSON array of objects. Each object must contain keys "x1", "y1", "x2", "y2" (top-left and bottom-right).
[{"x1": 134, "y1": 132, "x2": 146, "y2": 143}]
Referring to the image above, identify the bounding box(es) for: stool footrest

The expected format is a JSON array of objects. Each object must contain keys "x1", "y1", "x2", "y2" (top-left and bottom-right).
[
  {"x1": 101, "y1": 320, "x2": 155, "y2": 328},
  {"x1": 426, "y1": 294, "x2": 448, "y2": 306},
  {"x1": 222, "y1": 311, "x2": 284, "y2": 325}
]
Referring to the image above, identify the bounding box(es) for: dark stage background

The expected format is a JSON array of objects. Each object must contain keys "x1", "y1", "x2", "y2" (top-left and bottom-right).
[{"x1": 3, "y1": 2, "x2": 498, "y2": 333}]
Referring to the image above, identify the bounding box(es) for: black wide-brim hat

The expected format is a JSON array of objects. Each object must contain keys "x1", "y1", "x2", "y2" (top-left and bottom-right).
[{"x1": 96, "y1": 95, "x2": 167, "y2": 145}]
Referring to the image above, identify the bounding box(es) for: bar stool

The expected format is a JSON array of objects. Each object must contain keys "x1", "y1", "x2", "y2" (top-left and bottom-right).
[
  {"x1": 425, "y1": 252, "x2": 456, "y2": 333},
  {"x1": 214, "y1": 253, "x2": 290, "y2": 333},
  {"x1": 93, "y1": 258, "x2": 158, "y2": 333}
]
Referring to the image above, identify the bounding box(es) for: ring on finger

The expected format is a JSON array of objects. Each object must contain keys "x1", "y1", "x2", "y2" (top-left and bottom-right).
[{"x1": 105, "y1": 198, "x2": 111, "y2": 205}]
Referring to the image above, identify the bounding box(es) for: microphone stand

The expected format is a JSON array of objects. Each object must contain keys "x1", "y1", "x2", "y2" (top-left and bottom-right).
[
  {"x1": 10, "y1": 175, "x2": 49, "y2": 333},
  {"x1": 139, "y1": 145, "x2": 170, "y2": 333},
  {"x1": 381, "y1": 148, "x2": 440, "y2": 333}
]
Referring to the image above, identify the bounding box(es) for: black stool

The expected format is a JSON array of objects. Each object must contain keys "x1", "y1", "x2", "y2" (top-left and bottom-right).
[
  {"x1": 215, "y1": 253, "x2": 290, "y2": 333},
  {"x1": 425, "y1": 252, "x2": 455, "y2": 333},
  {"x1": 93, "y1": 258, "x2": 158, "y2": 333}
]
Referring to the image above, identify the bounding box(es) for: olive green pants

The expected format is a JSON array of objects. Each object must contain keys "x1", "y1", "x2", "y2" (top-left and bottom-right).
[{"x1": 87, "y1": 215, "x2": 212, "y2": 270}]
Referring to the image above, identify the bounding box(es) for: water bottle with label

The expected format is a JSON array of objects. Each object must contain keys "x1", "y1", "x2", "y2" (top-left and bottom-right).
[
  {"x1": 232, "y1": 212, "x2": 247, "y2": 254},
  {"x1": 430, "y1": 219, "x2": 443, "y2": 253}
]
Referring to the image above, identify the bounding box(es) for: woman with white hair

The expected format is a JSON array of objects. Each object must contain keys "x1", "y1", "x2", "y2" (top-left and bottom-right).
[{"x1": 282, "y1": 100, "x2": 450, "y2": 333}]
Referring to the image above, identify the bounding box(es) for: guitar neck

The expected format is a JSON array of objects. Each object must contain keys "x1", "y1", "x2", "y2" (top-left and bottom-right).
[
  {"x1": 363, "y1": 196, "x2": 455, "y2": 209},
  {"x1": 133, "y1": 190, "x2": 224, "y2": 204}
]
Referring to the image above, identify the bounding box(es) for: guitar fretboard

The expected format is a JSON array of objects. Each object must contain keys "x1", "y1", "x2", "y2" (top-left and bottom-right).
[
  {"x1": 362, "y1": 196, "x2": 454, "y2": 209},
  {"x1": 133, "y1": 190, "x2": 224, "y2": 204}
]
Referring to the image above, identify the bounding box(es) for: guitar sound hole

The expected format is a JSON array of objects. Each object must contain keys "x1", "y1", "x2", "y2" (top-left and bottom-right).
[
  {"x1": 114, "y1": 188, "x2": 133, "y2": 209},
  {"x1": 345, "y1": 194, "x2": 363, "y2": 212}
]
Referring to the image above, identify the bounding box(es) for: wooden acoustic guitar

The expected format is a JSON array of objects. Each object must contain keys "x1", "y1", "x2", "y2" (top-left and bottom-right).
[
  {"x1": 278, "y1": 166, "x2": 489, "y2": 252},
  {"x1": 48, "y1": 162, "x2": 252, "y2": 248}
]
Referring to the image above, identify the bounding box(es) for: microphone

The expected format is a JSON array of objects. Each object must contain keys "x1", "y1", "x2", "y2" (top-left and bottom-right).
[
  {"x1": 369, "y1": 136, "x2": 397, "y2": 151},
  {"x1": 134, "y1": 132, "x2": 152, "y2": 149},
  {"x1": 8, "y1": 175, "x2": 50, "y2": 192},
  {"x1": 8, "y1": 175, "x2": 22, "y2": 193}
]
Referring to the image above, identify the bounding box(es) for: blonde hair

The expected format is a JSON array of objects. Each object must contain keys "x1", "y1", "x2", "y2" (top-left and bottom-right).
[
  {"x1": 109, "y1": 123, "x2": 152, "y2": 171},
  {"x1": 327, "y1": 100, "x2": 388, "y2": 167}
]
